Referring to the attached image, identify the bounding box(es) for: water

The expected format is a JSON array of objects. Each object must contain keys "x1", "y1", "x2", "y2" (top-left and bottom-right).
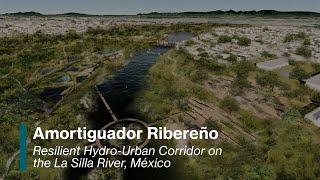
[
  {"x1": 39, "y1": 86, "x2": 67, "y2": 102},
  {"x1": 65, "y1": 47, "x2": 170, "y2": 179},
  {"x1": 165, "y1": 32, "x2": 193, "y2": 43},
  {"x1": 65, "y1": 32, "x2": 192, "y2": 179},
  {"x1": 97, "y1": 47, "x2": 170, "y2": 119}
]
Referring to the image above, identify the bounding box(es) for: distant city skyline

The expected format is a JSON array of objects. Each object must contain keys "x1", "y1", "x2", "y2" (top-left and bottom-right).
[{"x1": 0, "y1": 0, "x2": 319, "y2": 15}]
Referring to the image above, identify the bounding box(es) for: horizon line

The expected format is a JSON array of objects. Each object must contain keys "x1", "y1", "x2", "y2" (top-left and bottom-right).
[{"x1": 1, "y1": 9, "x2": 320, "y2": 16}]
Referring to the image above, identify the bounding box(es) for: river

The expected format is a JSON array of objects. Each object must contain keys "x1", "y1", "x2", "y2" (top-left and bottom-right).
[{"x1": 65, "y1": 32, "x2": 193, "y2": 180}]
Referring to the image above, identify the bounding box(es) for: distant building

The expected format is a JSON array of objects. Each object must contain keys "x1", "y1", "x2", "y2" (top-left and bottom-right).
[
  {"x1": 305, "y1": 107, "x2": 320, "y2": 127},
  {"x1": 256, "y1": 57, "x2": 289, "y2": 71},
  {"x1": 306, "y1": 74, "x2": 320, "y2": 91}
]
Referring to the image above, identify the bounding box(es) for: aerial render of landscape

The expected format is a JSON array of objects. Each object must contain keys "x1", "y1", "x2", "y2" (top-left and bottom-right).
[{"x1": 1, "y1": 0, "x2": 320, "y2": 179}]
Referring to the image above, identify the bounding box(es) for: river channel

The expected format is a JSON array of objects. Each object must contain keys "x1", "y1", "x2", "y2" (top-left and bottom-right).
[{"x1": 65, "y1": 32, "x2": 193, "y2": 179}]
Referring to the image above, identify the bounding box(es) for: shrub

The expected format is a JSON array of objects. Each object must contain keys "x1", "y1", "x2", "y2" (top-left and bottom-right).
[
  {"x1": 227, "y1": 53, "x2": 238, "y2": 63},
  {"x1": 284, "y1": 32, "x2": 307, "y2": 43},
  {"x1": 290, "y1": 66, "x2": 308, "y2": 79},
  {"x1": 196, "y1": 57, "x2": 226, "y2": 72},
  {"x1": 234, "y1": 60, "x2": 254, "y2": 78},
  {"x1": 204, "y1": 118, "x2": 222, "y2": 131},
  {"x1": 64, "y1": 29, "x2": 81, "y2": 40},
  {"x1": 6, "y1": 170, "x2": 23, "y2": 180},
  {"x1": 256, "y1": 71, "x2": 281, "y2": 91},
  {"x1": 296, "y1": 45, "x2": 312, "y2": 58},
  {"x1": 236, "y1": 36, "x2": 251, "y2": 46},
  {"x1": 312, "y1": 63, "x2": 320, "y2": 72},
  {"x1": 283, "y1": 52, "x2": 291, "y2": 57},
  {"x1": 238, "y1": 111, "x2": 260, "y2": 130},
  {"x1": 218, "y1": 35, "x2": 232, "y2": 43},
  {"x1": 283, "y1": 109, "x2": 301, "y2": 121},
  {"x1": 190, "y1": 70, "x2": 208, "y2": 82},
  {"x1": 288, "y1": 59, "x2": 298, "y2": 66},
  {"x1": 177, "y1": 99, "x2": 189, "y2": 111},
  {"x1": 231, "y1": 61, "x2": 254, "y2": 93},
  {"x1": 261, "y1": 51, "x2": 277, "y2": 58},
  {"x1": 199, "y1": 52, "x2": 209, "y2": 58},
  {"x1": 219, "y1": 97, "x2": 239, "y2": 112},
  {"x1": 185, "y1": 40, "x2": 195, "y2": 46},
  {"x1": 303, "y1": 38, "x2": 311, "y2": 46}
]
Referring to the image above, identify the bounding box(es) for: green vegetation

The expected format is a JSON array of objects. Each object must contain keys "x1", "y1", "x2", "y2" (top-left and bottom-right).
[
  {"x1": 283, "y1": 32, "x2": 308, "y2": 43},
  {"x1": 256, "y1": 71, "x2": 282, "y2": 91},
  {"x1": 204, "y1": 118, "x2": 222, "y2": 131},
  {"x1": 296, "y1": 45, "x2": 312, "y2": 58},
  {"x1": 219, "y1": 97, "x2": 239, "y2": 112},
  {"x1": 131, "y1": 49, "x2": 217, "y2": 122},
  {"x1": 218, "y1": 35, "x2": 251, "y2": 46},
  {"x1": 1, "y1": 22, "x2": 320, "y2": 179},
  {"x1": 235, "y1": 36, "x2": 251, "y2": 46},
  {"x1": 290, "y1": 65, "x2": 308, "y2": 79},
  {"x1": 218, "y1": 35, "x2": 232, "y2": 43},
  {"x1": 303, "y1": 38, "x2": 311, "y2": 46},
  {"x1": 226, "y1": 53, "x2": 238, "y2": 63},
  {"x1": 232, "y1": 61, "x2": 254, "y2": 94},
  {"x1": 186, "y1": 119, "x2": 320, "y2": 179},
  {"x1": 312, "y1": 63, "x2": 320, "y2": 73},
  {"x1": 238, "y1": 110, "x2": 261, "y2": 131},
  {"x1": 128, "y1": 25, "x2": 320, "y2": 180},
  {"x1": 1, "y1": 23, "x2": 225, "y2": 178},
  {"x1": 283, "y1": 109, "x2": 301, "y2": 121},
  {"x1": 261, "y1": 51, "x2": 277, "y2": 58},
  {"x1": 195, "y1": 56, "x2": 226, "y2": 73}
]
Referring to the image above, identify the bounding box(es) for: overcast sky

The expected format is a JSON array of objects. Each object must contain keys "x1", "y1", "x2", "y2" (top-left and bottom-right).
[{"x1": 0, "y1": 0, "x2": 319, "y2": 15}]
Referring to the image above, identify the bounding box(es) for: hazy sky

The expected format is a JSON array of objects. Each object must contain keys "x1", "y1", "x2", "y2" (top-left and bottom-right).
[{"x1": 0, "y1": 0, "x2": 319, "y2": 15}]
